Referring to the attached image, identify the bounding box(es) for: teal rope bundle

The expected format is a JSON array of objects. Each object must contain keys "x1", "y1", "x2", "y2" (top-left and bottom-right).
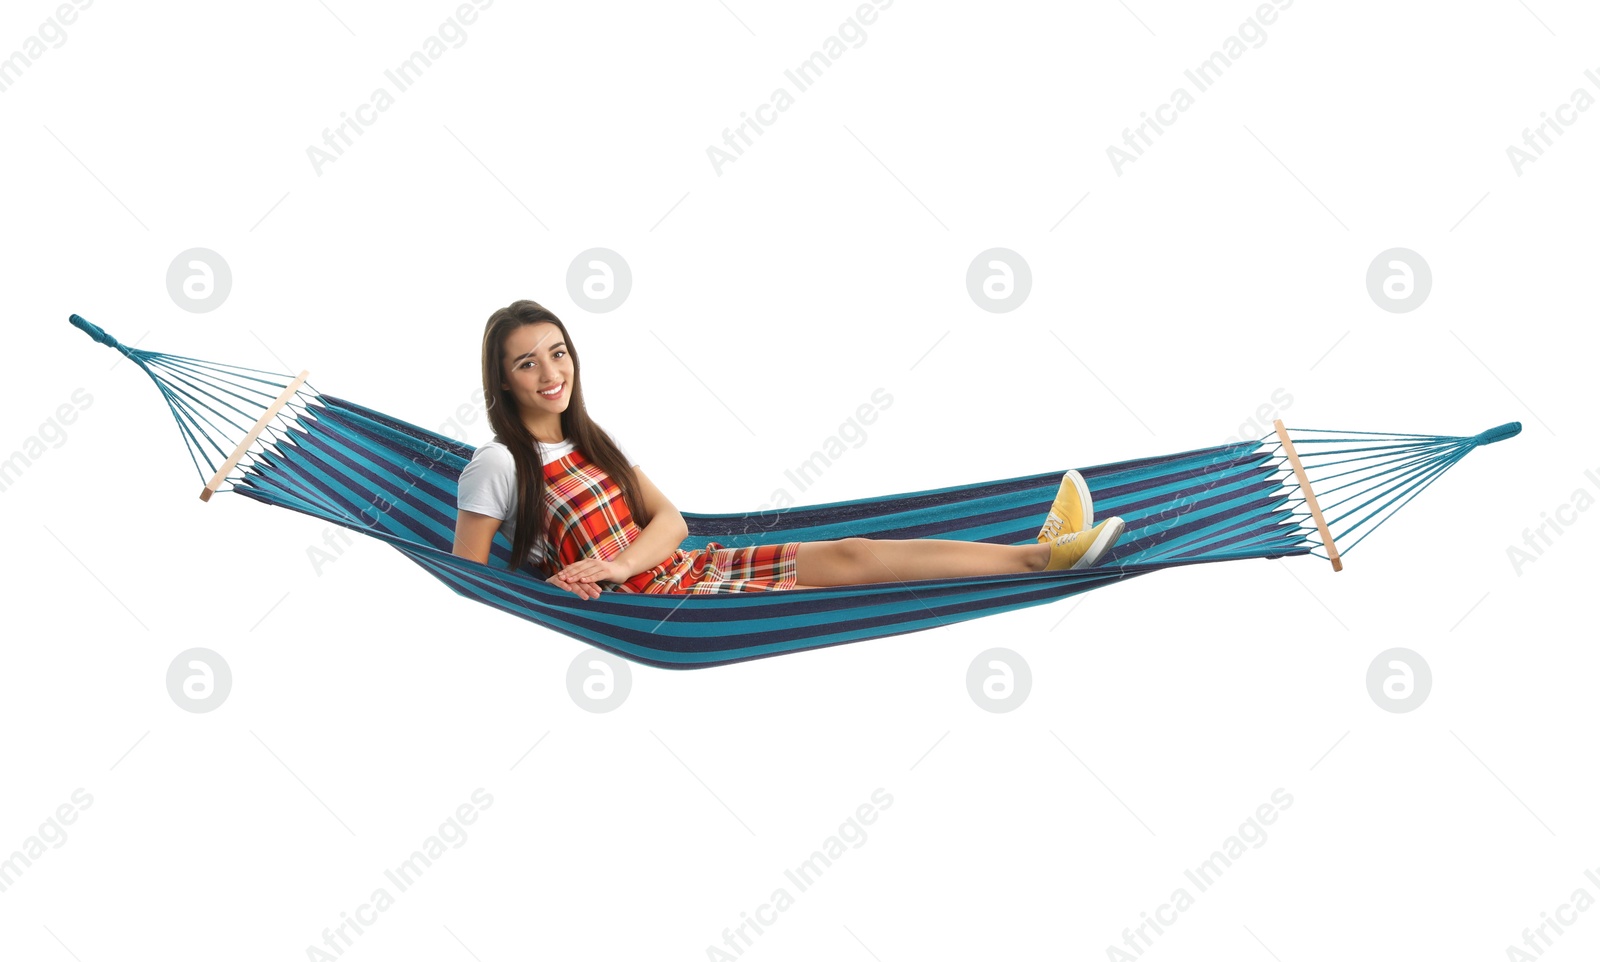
[
  {"x1": 1262, "y1": 424, "x2": 1521, "y2": 562},
  {"x1": 70, "y1": 314, "x2": 327, "y2": 490}
]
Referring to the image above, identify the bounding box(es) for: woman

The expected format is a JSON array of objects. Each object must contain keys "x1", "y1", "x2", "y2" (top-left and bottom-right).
[{"x1": 452, "y1": 300, "x2": 1126, "y2": 599}]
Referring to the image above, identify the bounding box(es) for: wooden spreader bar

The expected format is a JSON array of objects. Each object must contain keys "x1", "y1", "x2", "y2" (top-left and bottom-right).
[
  {"x1": 1273, "y1": 418, "x2": 1342, "y2": 572},
  {"x1": 200, "y1": 370, "x2": 310, "y2": 502}
]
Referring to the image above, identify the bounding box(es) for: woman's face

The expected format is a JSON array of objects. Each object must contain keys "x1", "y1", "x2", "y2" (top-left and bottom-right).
[{"x1": 501, "y1": 321, "x2": 575, "y2": 415}]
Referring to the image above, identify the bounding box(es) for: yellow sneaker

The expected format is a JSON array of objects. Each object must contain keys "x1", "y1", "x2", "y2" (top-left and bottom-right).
[
  {"x1": 1046, "y1": 517, "x2": 1125, "y2": 571},
  {"x1": 1037, "y1": 469, "x2": 1094, "y2": 543}
]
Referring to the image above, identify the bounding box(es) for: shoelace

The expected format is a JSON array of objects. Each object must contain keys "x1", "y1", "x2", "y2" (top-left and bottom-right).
[
  {"x1": 1052, "y1": 528, "x2": 1083, "y2": 546},
  {"x1": 1039, "y1": 515, "x2": 1065, "y2": 541}
]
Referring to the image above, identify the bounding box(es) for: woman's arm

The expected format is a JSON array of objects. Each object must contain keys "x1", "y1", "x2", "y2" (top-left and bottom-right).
[
  {"x1": 551, "y1": 467, "x2": 688, "y2": 590},
  {"x1": 455, "y1": 507, "x2": 607, "y2": 600},
  {"x1": 609, "y1": 467, "x2": 689, "y2": 579},
  {"x1": 452, "y1": 509, "x2": 502, "y2": 565}
]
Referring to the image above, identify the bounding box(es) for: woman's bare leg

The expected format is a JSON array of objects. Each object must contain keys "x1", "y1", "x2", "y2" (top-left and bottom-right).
[{"x1": 793, "y1": 537, "x2": 1050, "y2": 588}]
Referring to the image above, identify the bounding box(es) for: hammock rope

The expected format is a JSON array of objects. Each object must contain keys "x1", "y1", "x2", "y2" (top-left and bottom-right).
[
  {"x1": 1263, "y1": 423, "x2": 1518, "y2": 555},
  {"x1": 70, "y1": 314, "x2": 1521, "y2": 669}
]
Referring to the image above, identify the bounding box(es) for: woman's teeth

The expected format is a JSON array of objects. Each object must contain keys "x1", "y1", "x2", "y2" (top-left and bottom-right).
[{"x1": 538, "y1": 384, "x2": 564, "y2": 398}]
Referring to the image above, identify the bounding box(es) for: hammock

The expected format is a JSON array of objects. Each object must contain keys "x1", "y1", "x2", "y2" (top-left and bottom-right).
[{"x1": 70, "y1": 314, "x2": 1521, "y2": 670}]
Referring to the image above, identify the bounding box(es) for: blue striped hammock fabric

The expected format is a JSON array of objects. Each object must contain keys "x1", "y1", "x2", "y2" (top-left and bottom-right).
[{"x1": 71, "y1": 314, "x2": 1520, "y2": 669}]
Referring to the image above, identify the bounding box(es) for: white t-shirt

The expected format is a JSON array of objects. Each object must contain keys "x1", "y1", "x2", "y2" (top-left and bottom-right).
[{"x1": 456, "y1": 435, "x2": 639, "y2": 554}]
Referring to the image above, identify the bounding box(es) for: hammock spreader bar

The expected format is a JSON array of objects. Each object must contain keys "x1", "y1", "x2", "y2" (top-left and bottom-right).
[
  {"x1": 200, "y1": 369, "x2": 310, "y2": 502},
  {"x1": 70, "y1": 313, "x2": 1521, "y2": 670},
  {"x1": 1273, "y1": 418, "x2": 1343, "y2": 572}
]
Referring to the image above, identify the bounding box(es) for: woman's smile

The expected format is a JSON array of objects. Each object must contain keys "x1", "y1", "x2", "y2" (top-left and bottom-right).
[{"x1": 536, "y1": 382, "x2": 566, "y2": 401}]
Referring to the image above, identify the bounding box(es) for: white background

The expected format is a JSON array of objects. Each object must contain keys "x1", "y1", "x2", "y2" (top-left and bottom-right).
[{"x1": 2, "y1": 1, "x2": 1596, "y2": 959}]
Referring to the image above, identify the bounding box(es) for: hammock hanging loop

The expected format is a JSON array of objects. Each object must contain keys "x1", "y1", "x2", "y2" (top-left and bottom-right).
[
  {"x1": 1473, "y1": 422, "x2": 1522, "y2": 447},
  {"x1": 69, "y1": 313, "x2": 136, "y2": 359}
]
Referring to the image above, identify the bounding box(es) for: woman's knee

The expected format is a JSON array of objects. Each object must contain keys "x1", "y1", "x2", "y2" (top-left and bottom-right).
[
  {"x1": 796, "y1": 537, "x2": 871, "y2": 585},
  {"x1": 838, "y1": 537, "x2": 873, "y2": 564}
]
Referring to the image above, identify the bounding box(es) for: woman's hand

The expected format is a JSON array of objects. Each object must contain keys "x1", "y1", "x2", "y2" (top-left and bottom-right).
[
  {"x1": 549, "y1": 557, "x2": 631, "y2": 600},
  {"x1": 546, "y1": 573, "x2": 603, "y2": 600}
]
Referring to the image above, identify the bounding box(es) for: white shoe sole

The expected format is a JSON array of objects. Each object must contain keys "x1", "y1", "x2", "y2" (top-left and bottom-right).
[{"x1": 1071, "y1": 517, "x2": 1125, "y2": 570}]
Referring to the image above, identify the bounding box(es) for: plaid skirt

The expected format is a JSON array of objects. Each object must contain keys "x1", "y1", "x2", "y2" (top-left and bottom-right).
[
  {"x1": 539, "y1": 448, "x2": 802, "y2": 595},
  {"x1": 615, "y1": 541, "x2": 803, "y2": 595}
]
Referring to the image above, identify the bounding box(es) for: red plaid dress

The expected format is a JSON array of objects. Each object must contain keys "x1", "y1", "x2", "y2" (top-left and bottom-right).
[{"x1": 538, "y1": 448, "x2": 802, "y2": 594}]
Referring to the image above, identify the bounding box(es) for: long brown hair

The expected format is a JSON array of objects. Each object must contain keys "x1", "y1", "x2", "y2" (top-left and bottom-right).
[{"x1": 481, "y1": 299, "x2": 653, "y2": 572}]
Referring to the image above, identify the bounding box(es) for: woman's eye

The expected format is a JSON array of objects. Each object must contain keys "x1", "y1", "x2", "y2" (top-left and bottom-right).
[{"x1": 519, "y1": 351, "x2": 563, "y2": 369}]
